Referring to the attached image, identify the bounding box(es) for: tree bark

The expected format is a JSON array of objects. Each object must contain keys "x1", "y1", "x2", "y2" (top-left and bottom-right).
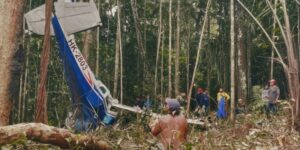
[
  {"x1": 0, "y1": 0, "x2": 26, "y2": 126},
  {"x1": 113, "y1": 0, "x2": 121, "y2": 98},
  {"x1": 237, "y1": 25, "x2": 247, "y2": 104},
  {"x1": 118, "y1": 0, "x2": 123, "y2": 104},
  {"x1": 230, "y1": 0, "x2": 236, "y2": 123},
  {"x1": 270, "y1": 0, "x2": 278, "y2": 80},
  {"x1": 95, "y1": 0, "x2": 100, "y2": 77},
  {"x1": 35, "y1": 0, "x2": 52, "y2": 124},
  {"x1": 0, "y1": 123, "x2": 111, "y2": 149},
  {"x1": 168, "y1": 0, "x2": 173, "y2": 97},
  {"x1": 174, "y1": 0, "x2": 180, "y2": 96},
  {"x1": 154, "y1": 0, "x2": 162, "y2": 99}
]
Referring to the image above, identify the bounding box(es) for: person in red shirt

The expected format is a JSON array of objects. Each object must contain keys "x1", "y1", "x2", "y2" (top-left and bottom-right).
[{"x1": 149, "y1": 98, "x2": 188, "y2": 149}]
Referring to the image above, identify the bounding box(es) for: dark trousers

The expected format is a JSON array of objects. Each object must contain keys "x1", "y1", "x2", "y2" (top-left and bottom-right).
[{"x1": 265, "y1": 102, "x2": 276, "y2": 117}]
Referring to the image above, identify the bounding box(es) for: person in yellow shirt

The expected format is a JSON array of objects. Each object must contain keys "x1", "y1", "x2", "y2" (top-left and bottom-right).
[
  {"x1": 216, "y1": 88, "x2": 230, "y2": 118},
  {"x1": 217, "y1": 88, "x2": 230, "y2": 101}
]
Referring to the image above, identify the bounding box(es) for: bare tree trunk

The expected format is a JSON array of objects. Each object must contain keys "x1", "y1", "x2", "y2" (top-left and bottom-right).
[
  {"x1": 174, "y1": 0, "x2": 180, "y2": 96},
  {"x1": 35, "y1": 0, "x2": 52, "y2": 124},
  {"x1": 154, "y1": 0, "x2": 163, "y2": 99},
  {"x1": 186, "y1": 0, "x2": 211, "y2": 114},
  {"x1": 168, "y1": 0, "x2": 173, "y2": 97},
  {"x1": 230, "y1": 0, "x2": 236, "y2": 123},
  {"x1": 186, "y1": 26, "x2": 191, "y2": 96},
  {"x1": 118, "y1": 0, "x2": 123, "y2": 104},
  {"x1": 113, "y1": 0, "x2": 121, "y2": 98},
  {"x1": 270, "y1": 0, "x2": 278, "y2": 80},
  {"x1": 95, "y1": 0, "x2": 100, "y2": 77},
  {"x1": 0, "y1": 123, "x2": 110, "y2": 149},
  {"x1": 0, "y1": 0, "x2": 26, "y2": 126},
  {"x1": 246, "y1": 29, "x2": 252, "y2": 100},
  {"x1": 161, "y1": 28, "x2": 165, "y2": 101},
  {"x1": 24, "y1": 0, "x2": 32, "y2": 122},
  {"x1": 237, "y1": 26, "x2": 247, "y2": 104},
  {"x1": 130, "y1": 0, "x2": 145, "y2": 95},
  {"x1": 18, "y1": 74, "x2": 23, "y2": 123}
]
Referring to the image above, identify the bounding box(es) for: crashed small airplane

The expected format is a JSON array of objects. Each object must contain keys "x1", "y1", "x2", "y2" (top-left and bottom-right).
[{"x1": 25, "y1": 0, "x2": 203, "y2": 131}]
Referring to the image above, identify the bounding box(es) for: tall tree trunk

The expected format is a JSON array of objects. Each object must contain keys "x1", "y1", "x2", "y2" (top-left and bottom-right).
[
  {"x1": 246, "y1": 28, "x2": 252, "y2": 100},
  {"x1": 18, "y1": 74, "x2": 23, "y2": 123},
  {"x1": 237, "y1": 25, "x2": 247, "y2": 104},
  {"x1": 270, "y1": 0, "x2": 278, "y2": 80},
  {"x1": 117, "y1": 0, "x2": 123, "y2": 104},
  {"x1": 168, "y1": 0, "x2": 173, "y2": 97},
  {"x1": 161, "y1": 28, "x2": 165, "y2": 100},
  {"x1": 113, "y1": 0, "x2": 121, "y2": 98},
  {"x1": 186, "y1": 0, "x2": 211, "y2": 114},
  {"x1": 130, "y1": 0, "x2": 145, "y2": 95},
  {"x1": 154, "y1": 0, "x2": 162, "y2": 99},
  {"x1": 230, "y1": 0, "x2": 236, "y2": 123},
  {"x1": 35, "y1": 0, "x2": 52, "y2": 124},
  {"x1": 174, "y1": 0, "x2": 180, "y2": 96},
  {"x1": 95, "y1": 0, "x2": 100, "y2": 77},
  {"x1": 186, "y1": 26, "x2": 191, "y2": 96},
  {"x1": 0, "y1": 0, "x2": 26, "y2": 126}
]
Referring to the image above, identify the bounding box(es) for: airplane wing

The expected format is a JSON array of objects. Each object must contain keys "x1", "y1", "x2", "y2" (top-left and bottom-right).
[{"x1": 25, "y1": 1, "x2": 101, "y2": 35}]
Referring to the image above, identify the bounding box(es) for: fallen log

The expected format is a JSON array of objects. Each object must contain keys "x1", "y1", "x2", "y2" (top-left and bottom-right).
[{"x1": 0, "y1": 123, "x2": 110, "y2": 149}]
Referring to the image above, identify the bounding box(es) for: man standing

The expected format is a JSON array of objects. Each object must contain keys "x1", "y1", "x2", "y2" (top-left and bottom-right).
[
  {"x1": 195, "y1": 88, "x2": 210, "y2": 116},
  {"x1": 149, "y1": 98, "x2": 188, "y2": 149},
  {"x1": 267, "y1": 79, "x2": 280, "y2": 116}
]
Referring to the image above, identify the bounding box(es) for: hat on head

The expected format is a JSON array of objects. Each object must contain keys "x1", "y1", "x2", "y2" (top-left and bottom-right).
[{"x1": 165, "y1": 98, "x2": 181, "y2": 111}]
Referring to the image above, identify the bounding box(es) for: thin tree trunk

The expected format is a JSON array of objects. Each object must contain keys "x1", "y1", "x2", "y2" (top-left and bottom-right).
[
  {"x1": 270, "y1": 0, "x2": 278, "y2": 80},
  {"x1": 174, "y1": 0, "x2": 180, "y2": 96},
  {"x1": 0, "y1": 0, "x2": 26, "y2": 126},
  {"x1": 186, "y1": 26, "x2": 191, "y2": 96},
  {"x1": 161, "y1": 28, "x2": 165, "y2": 102},
  {"x1": 18, "y1": 74, "x2": 23, "y2": 123},
  {"x1": 113, "y1": 0, "x2": 121, "y2": 98},
  {"x1": 246, "y1": 29, "x2": 252, "y2": 100},
  {"x1": 230, "y1": 0, "x2": 236, "y2": 123},
  {"x1": 24, "y1": 0, "x2": 32, "y2": 122},
  {"x1": 35, "y1": 0, "x2": 52, "y2": 124},
  {"x1": 155, "y1": 0, "x2": 163, "y2": 99},
  {"x1": 186, "y1": 0, "x2": 211, "y2": 114},
  {"x1": 118, "y1": 0, "x2": 123, "y2": 104},
  {"x1": 168, "y1": 0, "x2": 173, "y2": 97},
  {"x1": 237, "y1": 25, "x2": 247, "y2": 104},
  {"x1": 130, "y1": 0, "x2": 145, "y2": 95},
  {"x1": 95, "y1": 0, "x2": 100, "y2": 77}
]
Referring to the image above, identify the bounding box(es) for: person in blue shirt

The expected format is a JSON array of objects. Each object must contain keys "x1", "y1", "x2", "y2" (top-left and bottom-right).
[{"x1": 195, "y1": 88, "x2": 210, "y2": 116}]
